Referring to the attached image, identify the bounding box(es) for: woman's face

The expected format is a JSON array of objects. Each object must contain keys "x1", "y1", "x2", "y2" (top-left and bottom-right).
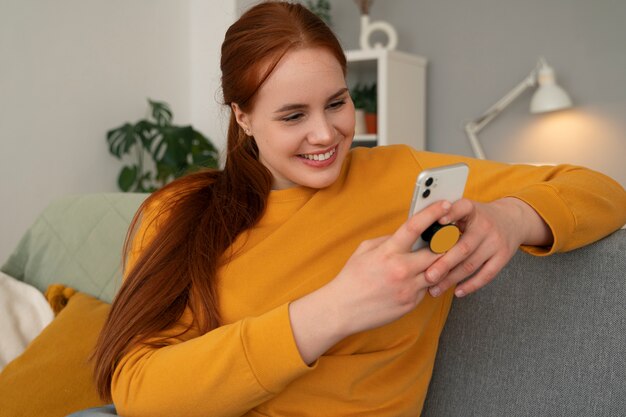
[{"x1": 234, "y1": 47, "x2": 355, "y2": 190}]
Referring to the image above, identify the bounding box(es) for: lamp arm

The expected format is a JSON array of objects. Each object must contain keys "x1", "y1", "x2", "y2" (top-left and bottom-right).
[{"x1": 464, "y1": 72, "x2": 537, "y2": 159}]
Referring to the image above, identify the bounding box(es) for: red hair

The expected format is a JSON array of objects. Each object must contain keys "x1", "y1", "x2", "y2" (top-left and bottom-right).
[{"x1": 92, "y1": 1, "x2": 346, "y2": 401}]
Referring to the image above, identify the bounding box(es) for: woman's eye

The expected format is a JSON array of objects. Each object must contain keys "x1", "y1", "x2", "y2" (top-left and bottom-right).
[
  {"x1": 282, "y1": 113, "x2": 304, "y2": 122},
  {"x1": 327, "y1": 99, "x2": 346, "y2": 110}
]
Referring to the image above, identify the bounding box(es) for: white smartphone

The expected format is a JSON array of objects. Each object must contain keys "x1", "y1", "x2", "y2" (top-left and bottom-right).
[{"x1": 409, "y1": 163, "x2": 469, "y2": 251}]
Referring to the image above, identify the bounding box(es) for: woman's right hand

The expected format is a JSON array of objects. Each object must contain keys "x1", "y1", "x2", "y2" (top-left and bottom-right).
[{"x1": 289, "y1": 200, "x2": 451, "y2": 364}]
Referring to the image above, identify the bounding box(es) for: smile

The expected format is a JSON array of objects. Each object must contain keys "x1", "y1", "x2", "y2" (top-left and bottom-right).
[{"x1": 299, "y1": 147, "x2": 336, "y2": 161}]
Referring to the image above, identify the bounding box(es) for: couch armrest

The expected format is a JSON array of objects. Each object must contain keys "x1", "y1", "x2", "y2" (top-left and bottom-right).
[{"x1": 423, "y1": 229, "x2": 626, "y2": 416}]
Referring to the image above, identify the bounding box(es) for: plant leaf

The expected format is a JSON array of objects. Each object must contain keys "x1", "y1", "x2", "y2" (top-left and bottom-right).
[
  {"x1": 190, "y1": 129, "x2": 219, "y2": 168},
  {"x1": 148, "y1": 99, "x2": 173, "y2": 127},
  {"x1": 109, "y1": 99, "x2": 219, "y2": 191},
  {"x1": 107, "y1": 123, "x2": 137, "y2": 158},
  {"x1": 118, "y1": 165, "x2": 138, "y2": 192},
  {"x1": 155, "y1": 161, "x2": 178, "y2": 185},
  {"x1": 133, "y1": 120, "x2": 157, "y2": 151},
  {"x1": 154, "y1": 126, "x2": 189, "y2": 174}
]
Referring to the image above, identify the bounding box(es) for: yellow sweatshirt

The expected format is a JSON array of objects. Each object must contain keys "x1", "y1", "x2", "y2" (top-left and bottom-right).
[{"x1": 112, "y1": 145, "x2": 626, "y2": 417}]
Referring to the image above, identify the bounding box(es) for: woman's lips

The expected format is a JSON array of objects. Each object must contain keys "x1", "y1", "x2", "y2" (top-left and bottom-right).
[{"x1": 297, "y1": 146, "x2": 338, "y2": 167}]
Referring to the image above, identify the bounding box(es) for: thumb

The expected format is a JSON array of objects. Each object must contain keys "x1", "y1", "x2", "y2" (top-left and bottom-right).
[{"x1": 383, "y1": 200, "x2": 452, "y2": 253}]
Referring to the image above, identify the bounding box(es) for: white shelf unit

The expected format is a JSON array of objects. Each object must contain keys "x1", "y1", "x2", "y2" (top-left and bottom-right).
[{"x1": 346, "y1": 49, "x2": 427, "y2": 150}]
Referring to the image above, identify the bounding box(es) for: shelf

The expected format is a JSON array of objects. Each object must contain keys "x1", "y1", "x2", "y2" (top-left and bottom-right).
[
  {"x1": 346, "y1": 49, "x2": 427, "y2": 150},
  {"x1": 346, "y1": 49, "x2": 427, "y2": 66},
  {"x1": 354, "y1": 133, "x2": 377, "y2": 142}
]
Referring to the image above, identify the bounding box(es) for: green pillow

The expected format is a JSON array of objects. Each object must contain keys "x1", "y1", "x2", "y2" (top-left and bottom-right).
[{"x1": 1, "y1": 193, "x2": 147, "y2": 303}]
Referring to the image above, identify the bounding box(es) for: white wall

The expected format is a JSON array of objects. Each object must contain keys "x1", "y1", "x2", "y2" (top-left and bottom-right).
[
  {"x1": 0, "y1": 0, "x2": 236, "y2": 262},
  {"x1": 191, "y1": 0, "x2": 237, "y2": 153}
]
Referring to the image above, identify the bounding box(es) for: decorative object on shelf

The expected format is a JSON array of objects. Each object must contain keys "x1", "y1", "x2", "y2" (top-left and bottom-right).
[
  {"x1": 353, "y1": 0, "x2": 398, "y2": 50},
  {"x1": 303, "y1": 0, "x2": 332, "y2": 26},
  {"x1": 106, "y1": 99, "x2": 219, "y2": 192},
  {"x1": 464, "y1": 57, "x2": 572, "y2": 159},
  {"x1": 354, "y1": 109, "x2": 367, "y2": 135},
  {"x1": 364, "y1": 109, "x2": 378, "y2": 134},
  {"x1": 350, "y1": 82, "x2": 378, "y2": 134}
]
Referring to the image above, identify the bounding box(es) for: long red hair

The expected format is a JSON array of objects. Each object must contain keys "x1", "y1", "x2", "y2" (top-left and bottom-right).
[{"x1": 92, "y1": 1, "x2": 347, "y2": 401}]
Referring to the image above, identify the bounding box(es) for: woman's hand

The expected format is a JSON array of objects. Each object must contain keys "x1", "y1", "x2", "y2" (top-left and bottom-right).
[
  {"x1": 425, "y1": 197, "x2": 553, "y2": 298},
  {"x1": 289, "y1": 200, "x2": 451, "y2": 364}
]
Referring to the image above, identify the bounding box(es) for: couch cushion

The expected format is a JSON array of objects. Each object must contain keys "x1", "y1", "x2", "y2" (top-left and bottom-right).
[
  {"x1": 1, "y1": 193, "x2": 147, "y2": 303},
  {"x1": 0, "y1": 291, "x2": 110, "y2": 417},
  {"x1": 422, "y1": 229, "x2": 626, "y2": 416}
]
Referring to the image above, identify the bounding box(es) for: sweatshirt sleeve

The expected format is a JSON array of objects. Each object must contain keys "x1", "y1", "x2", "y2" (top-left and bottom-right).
[
  {"x1": 409, "y1": 149, "x2": 626, "y2": 255},
  {"x1": 111, "y1": 302, "x2": 314, "y2": 417},
  {"x1": 112, "y1": 200, "x2": 315, "y2": 417}
]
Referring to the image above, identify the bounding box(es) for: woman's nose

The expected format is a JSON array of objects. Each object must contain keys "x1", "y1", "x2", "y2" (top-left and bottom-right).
[{"x1": 307, "y1": 114, "x2": 335, "y2": 145}]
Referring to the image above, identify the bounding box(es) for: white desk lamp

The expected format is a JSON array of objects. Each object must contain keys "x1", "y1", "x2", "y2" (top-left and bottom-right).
[{"x1": 464, "y1": 58, "x2": 573, "y2": 159}]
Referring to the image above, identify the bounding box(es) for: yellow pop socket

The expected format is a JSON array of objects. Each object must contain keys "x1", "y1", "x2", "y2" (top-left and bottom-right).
[{"x1": 421, "y1": 223, "x2": 461, "y2": 254}]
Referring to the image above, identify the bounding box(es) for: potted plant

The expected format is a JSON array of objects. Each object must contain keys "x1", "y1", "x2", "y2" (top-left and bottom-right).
[
  {"x1": 350, "y1": 82, "x2": 377, "y2": 134},
  {"x1": 304, "y1": 0, "x2": 332, "y2": 26},
  {"x1": 106, "y1": 99, "x2": 219, "y2": 192}
]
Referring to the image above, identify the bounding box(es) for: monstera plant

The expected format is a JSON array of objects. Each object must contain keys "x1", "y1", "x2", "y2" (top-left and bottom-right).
[
  {"x1": 304, "y1": 0, "x2": 332, "y2": 26},
  {"x1": 107, "y1": 99, "x2": 219, "y2": 192}
]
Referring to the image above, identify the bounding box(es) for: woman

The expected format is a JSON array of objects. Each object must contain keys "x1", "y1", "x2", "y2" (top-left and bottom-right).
[{"x1": 81, "y1": 2, "x2": 626, "y2": 416}]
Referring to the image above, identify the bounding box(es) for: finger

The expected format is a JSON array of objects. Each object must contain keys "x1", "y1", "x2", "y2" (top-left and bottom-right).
[
  {"x1": 438, "y1": 198, "x2": 474, "y2": 225},
  {"x1": 434, "y1": 234, "x2": 496, "y2": 285},
  {"x1": 354, "y1": 235, "x2": 390, "y2": 255},
  {"x1": 414, "y1": 272, "x2": 434, "y2": 292},
  {"x1": 384, "y1": 200, "x2": 452, "y2": 253},
  {"x1": 429, "y1": 240, "x2": 511, "y2": 297},
  {"x1": 427, "y1": 247, "x2": 488, "y2": 297},
  {"x1": 452, "y1": 252, "x2": 510, "y2": 297},
  {"x1": 423, "y1": 228, "x2": 484, "y2": 285},
  {"x1": 395, "y1": 249, "x2": 443, "y2": 281}
]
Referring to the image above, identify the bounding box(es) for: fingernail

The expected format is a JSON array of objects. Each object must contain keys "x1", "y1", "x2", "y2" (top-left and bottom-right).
[
  {"x1": 442, "y1": 201, "x2": 451, "y2": 211},
  {"x1": 430, "y1": 286, "x2": 441, "y2": 297},
  {"x1": 455, "y1": 288, "x2": 465, "y2": 298},
  {"x1": 427, "y1": 269, "x2": 439, "y2": 282},
  {"x1": 440, "y1": 216, "x2": 449, "y2": 224}
]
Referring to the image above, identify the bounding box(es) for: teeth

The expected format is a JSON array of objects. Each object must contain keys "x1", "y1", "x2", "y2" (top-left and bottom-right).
[{"x1": 301, "y1": 148, "x2": 336, "y2": 161}]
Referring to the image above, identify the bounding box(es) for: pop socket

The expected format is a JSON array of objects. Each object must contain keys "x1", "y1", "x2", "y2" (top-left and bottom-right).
[{"x1": 421, "y1": 223, "x2": 461, "y2": 254}]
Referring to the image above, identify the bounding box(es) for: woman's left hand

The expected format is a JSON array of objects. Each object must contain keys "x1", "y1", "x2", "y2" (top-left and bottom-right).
[{"x1": 425, "y1": 197, "x2": 552, "y2": 298}]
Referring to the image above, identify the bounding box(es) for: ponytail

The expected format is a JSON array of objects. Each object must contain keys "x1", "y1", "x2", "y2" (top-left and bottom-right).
[
  {"x1": 92, "y1": 114, "x2": 272, "y2": 400},
  {"x1": 92, "y1": 0, "x2": 344, "y2": 401}
]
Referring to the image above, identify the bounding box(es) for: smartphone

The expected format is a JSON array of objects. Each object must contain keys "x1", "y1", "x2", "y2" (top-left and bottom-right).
[{"x1": 409, "y1": 163, "x2": 469, "y2": 251}]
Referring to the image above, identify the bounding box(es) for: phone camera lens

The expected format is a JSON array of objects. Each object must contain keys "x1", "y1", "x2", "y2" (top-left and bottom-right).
[
  {"x1": 422, "y1": 189, "x2": 431, "y2": 198},
  {"x1": 425, "y1": 177, "x2": 434, "y2": 187}
]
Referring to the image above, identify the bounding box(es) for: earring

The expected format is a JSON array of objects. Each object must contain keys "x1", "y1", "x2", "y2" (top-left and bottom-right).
[{"x1": 244, "y1": 128, "x2": 251, "y2": 136}]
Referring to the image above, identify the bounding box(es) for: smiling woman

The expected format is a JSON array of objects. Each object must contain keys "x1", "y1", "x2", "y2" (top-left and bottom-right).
[
  {"x1": 232, "y1": 48, "x2": 355, "y2": 190},
  {"x1": 72, "y1": 2, "x2": 626, "y2": 417}
]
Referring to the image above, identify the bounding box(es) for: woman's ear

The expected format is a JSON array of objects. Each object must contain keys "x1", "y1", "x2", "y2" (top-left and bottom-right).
[{"x1": 231, "y1": 103, "x2": 252, "y2": 135}]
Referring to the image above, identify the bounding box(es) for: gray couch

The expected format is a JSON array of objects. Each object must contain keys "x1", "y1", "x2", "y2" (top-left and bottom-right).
[
  {"x1": 3, "y1": 193, "x2": 625, "y2": 416},
  {"x1": 423, "y1": 226, "x2": 626, "y2": 417}
]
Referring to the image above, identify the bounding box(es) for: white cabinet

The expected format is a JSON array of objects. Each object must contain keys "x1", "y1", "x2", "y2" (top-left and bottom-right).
[{"x1": 346, "y1": 49, "x2": 427, "y2": 150}]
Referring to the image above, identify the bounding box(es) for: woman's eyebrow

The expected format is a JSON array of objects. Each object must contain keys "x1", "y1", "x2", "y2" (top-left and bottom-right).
[
  {"x1": 328, "y1": 87, "x2": 349, "y2": 101},
  {"x1": 273, "y1": 88, "x2": 349, "y2": 114}
]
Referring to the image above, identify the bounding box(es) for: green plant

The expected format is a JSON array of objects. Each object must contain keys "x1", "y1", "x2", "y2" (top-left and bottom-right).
[
  {"x1": 304, "y1": 0, "x2": 332, "y2": 26},
  {"x1": 350, "y1": 82, "x2": 377, "y2": 113},
  {"x1": 106, "y1": 99, "x2": 219, "y2": 192}
]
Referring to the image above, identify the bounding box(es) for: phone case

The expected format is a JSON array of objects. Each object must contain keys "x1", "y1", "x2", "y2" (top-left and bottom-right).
[{"x1": 409, "y1": 163, "x2": 469, "y2": 251}]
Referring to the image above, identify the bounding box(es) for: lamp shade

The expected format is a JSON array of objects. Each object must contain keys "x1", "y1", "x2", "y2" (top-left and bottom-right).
[{"x1": 530, "y1": 61, "x2": 572, "y2": 113}]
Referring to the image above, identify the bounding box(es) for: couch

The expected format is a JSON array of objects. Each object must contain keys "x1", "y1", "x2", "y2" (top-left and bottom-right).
[{"x1": 1, "y1": 193, "x2": 624, "y2": 416}]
